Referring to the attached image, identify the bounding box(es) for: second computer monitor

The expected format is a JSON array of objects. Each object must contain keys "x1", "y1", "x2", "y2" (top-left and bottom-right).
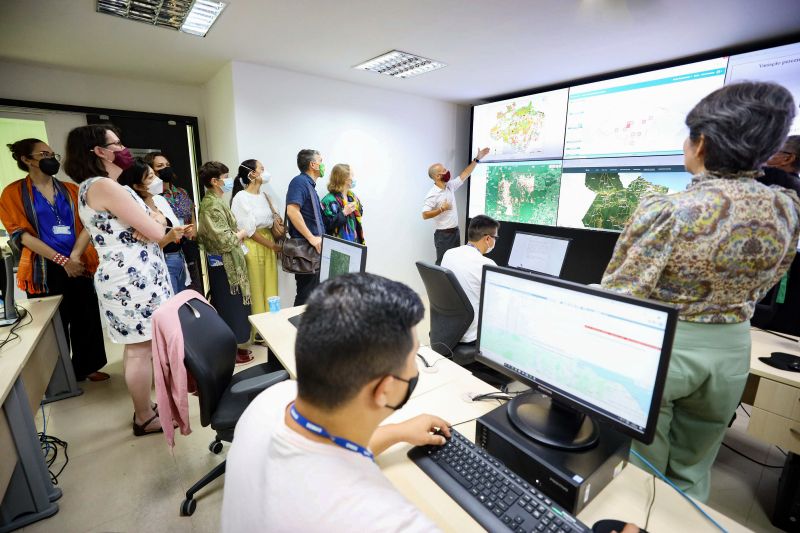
[
  {"x1": 507, "y1": 232, "x2": 570, "y2": 277},
  {"x1": 477, "y1": 266, "x2": 677, "y2": 449},
  {"x1": 319, "y1": 235, "x2": 367, "y2": 283}
]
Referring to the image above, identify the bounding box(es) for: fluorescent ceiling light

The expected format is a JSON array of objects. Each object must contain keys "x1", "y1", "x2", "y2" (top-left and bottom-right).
[
  {"x1": 354, "y1": 50, "x2": 446, "y2": 79},
  {"x1": 96, "y1": 0, "x2": 226, "y2": 37}
]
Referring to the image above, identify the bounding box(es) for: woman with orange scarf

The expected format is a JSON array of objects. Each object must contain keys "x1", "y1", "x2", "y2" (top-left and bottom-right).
[{"x1": 0, "y1": 138, "x2": 108, "y2": 381}]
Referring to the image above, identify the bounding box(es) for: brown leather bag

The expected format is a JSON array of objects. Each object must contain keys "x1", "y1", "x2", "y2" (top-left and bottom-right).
[
  {"x1": 281, "y1": 184, "x2": 323, "y2": 274},
  {"x1": 263, "y1": 193, "x2": 286, "y2": 241}
]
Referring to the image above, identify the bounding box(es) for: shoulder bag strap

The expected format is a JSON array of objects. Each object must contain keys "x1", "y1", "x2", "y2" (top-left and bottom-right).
[{"x1": 306, "y1": 183, "x2": 324, "y2": 236}]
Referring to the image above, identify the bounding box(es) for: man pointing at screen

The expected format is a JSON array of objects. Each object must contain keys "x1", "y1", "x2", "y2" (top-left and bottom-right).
[{"x1": 422, "y1": 147, "x2": 490, "y2": 265}]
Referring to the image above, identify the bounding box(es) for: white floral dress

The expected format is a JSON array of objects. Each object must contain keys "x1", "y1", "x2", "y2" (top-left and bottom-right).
[{"x1": 78, "y1": 177, "x2": 173, "y2": 343}]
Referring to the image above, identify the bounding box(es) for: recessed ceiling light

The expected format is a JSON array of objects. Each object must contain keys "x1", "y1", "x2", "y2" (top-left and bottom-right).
[
  {"x1": 96, "y1": 0, "x2": 226, "y2": 37},
  {"x1": 354, "y1": 50, "x2": 446, "y2": 79}
]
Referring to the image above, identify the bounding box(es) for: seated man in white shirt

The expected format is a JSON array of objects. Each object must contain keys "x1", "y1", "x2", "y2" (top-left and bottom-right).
[
  {"x1": 221, "y1": 273, "x2": 450, "y2": 533},
  {"x1": 440, "y1": 215, "x2": 500, "y2": 345}
]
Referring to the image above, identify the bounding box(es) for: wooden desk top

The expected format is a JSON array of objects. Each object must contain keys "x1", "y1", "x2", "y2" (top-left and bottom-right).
[
  {"x1": 750, "y1": 328, "x2": 800, "y2": 388},
  {"x1": 0, "y1": 296, "x2": 61, "y2": 403}
]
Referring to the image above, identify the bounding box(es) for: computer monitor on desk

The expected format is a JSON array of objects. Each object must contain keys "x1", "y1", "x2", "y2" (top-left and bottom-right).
[
  {"x1": 477, "y1": 266, "x2": 677, "y2": 450},
  {"x1": 319, "y1": 235, "x2": 367, "y2": 283},
  {"x1": 507, "y1": 232, "x2": 570, "y2": 277}
]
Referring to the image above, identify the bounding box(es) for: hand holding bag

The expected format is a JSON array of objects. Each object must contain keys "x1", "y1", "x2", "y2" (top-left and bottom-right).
[{"x1": 281, "y1": 184, "x2": 323, "y2": 274}]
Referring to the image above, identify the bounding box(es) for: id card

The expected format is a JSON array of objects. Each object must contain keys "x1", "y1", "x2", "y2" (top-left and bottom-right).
[{"x1": 53, "y1": 225, "x2": 72, "y2": 235}]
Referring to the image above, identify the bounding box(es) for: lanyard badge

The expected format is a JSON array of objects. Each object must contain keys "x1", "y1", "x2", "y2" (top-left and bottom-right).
[{"x1": 289, "y1": 403, "x2": 375, "y2": 461}]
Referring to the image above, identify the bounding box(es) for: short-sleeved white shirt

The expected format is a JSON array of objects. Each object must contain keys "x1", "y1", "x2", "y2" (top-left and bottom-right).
[
  {"x1": 422, "y1": 177, "x2": 465, "y2": 230},
  {"x1": 440, "y1": 244, "x2": 497, "y2": 343},
  {"x1": 230, "y1": 190, "x2": 275, "y2": 237}
]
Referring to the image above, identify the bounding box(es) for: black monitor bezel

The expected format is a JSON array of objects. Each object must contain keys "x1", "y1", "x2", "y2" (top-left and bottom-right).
[
  {"x1": 507, "y1": 231, "x2": 572, "y2": 277},
  {"x1": 476, "y1": 265, "x2": 677, "y2": 444},
  {"x1": 319, "y1": 234, "x2": 368, "y2": 282}
]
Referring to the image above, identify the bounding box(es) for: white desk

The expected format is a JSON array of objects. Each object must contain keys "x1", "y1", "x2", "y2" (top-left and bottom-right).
[{"x1": 251, "y1": 306, "x2": 747, "y2": 532}]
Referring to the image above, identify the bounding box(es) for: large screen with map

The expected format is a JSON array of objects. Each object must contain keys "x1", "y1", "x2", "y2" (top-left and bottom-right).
[{"x1": 468, "y1": 41, "x2": 800, "y2": 231}]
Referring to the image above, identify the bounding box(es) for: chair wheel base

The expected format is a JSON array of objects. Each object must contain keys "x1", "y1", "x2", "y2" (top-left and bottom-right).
[
  {"x1": 180, "y1": 498, "x2": 197, "y2": 516},
  {"x1": 209, "y1": 440, "x2": 223, "y2": 454}
]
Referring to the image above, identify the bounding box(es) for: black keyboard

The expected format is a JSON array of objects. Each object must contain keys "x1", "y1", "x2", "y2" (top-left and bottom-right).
[{"x1": 409, "y1": 429, "x2": 590, "y2": 533}]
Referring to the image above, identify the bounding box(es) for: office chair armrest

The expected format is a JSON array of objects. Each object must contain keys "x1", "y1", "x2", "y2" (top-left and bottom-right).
[{"x1": 230, "y1": 370, "x2": 289, "y2": 396}]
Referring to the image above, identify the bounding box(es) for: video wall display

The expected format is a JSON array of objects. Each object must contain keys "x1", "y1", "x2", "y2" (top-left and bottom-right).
[{"x1": 469, "y1": 41, "x2": 800, "y2": 232}]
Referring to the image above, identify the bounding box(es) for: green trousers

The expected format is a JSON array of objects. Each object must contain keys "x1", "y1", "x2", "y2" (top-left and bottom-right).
[{"x1": 630, "y1": 320, "x2": 751, "y2": 502}]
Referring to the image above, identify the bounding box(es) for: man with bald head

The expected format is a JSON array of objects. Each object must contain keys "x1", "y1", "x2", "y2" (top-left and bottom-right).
[
  {"x1": 422, "y1": 147, "x2": 489, "y2": 265},
  {"x1": 760, "y1": 135, "x2": 800, "y2": 196}
]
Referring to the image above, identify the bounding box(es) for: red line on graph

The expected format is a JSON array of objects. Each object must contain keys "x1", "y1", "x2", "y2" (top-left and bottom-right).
[{"x1": 584, "y1": 325, "x2": 660, "y2": 350}]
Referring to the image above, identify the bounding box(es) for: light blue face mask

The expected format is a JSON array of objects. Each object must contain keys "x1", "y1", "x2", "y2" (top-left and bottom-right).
[
  {"x1": 221, "y1": 176, "x2": 235, "y2": 192},
  {"x1": 349, "y1": 179, "x2": 357, "y2": 189}
]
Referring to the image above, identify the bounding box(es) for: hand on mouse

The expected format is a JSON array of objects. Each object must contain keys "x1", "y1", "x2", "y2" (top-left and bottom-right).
[
  {"x1": 614, "y1": 524, "x2": 640, "y2": 533},
  {"x1": 370, "y1": 414, "x2": 451, "y2": 455}
]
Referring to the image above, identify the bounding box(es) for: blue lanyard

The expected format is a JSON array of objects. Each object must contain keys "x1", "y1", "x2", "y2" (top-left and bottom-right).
[{"x1": 289, "y1": 403, "x2": 374, "y2": 461}]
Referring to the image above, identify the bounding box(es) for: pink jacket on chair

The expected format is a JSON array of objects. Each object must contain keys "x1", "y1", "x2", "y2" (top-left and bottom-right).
[{"x1": 152, "y1": 290, "x2": 209, "y2": 448}]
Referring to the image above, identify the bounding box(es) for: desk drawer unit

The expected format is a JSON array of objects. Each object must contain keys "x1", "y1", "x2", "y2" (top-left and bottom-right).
[
  {"x1": 753, "y1": 378, "x2": 800, "y2": 421},
  {"x1": 748, "y1": 407, "x2": 800, "y2": 454}
]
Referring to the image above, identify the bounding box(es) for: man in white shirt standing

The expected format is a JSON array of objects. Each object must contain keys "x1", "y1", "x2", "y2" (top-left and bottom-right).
[
  {"x1": 221, "y1": 273, "x2": 451, "y2": 533},
  {"x1": 422, "y1": 147, "x2": 489, "y2": 265},
  {"x1": 440, "y1": 215, "x2": 500, "y2": 344}
]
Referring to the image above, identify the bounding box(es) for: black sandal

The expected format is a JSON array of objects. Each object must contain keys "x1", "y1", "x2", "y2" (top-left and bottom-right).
[{"x1": 132, "y1": 412, "x2": 163, "y2": 437}]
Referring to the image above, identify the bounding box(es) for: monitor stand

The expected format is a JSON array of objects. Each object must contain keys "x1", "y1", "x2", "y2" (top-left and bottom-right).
[{"x1": 507, "y1": 392, "x2": 599, "y2": 451}]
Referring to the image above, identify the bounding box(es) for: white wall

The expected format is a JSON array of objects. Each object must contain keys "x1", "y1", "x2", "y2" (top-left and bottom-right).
[
  {"x1": 201, "y1": 63, "x2": 239, "y2": 169},
  {"x1": 227, "y1": 61, "x2": 470, "y2": 305},
  {"x1": 0, "y1": 59, "x2": 207, "y2": 155}
]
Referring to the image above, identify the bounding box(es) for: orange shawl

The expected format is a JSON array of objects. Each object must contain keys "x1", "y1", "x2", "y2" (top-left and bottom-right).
[{"x1": 0, "y1": 177, "x2": 99, "y2": 294}]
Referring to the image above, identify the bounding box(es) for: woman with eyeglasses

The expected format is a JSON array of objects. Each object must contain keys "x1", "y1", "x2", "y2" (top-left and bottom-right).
[
  {"x1": 0, "y1": 138, "x2": 109, "y2": 382},
  {"x1": 64, "y1": 125, "x2": 174, "y2": 437}
]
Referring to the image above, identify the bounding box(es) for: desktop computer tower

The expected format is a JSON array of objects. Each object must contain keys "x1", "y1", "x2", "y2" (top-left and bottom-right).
[
  {"x1": 476, "y1": 404, "x2": 631, "y2": 514},
  {"x1": 773, "y1": 452, "x2": 800, "y2": 531}
]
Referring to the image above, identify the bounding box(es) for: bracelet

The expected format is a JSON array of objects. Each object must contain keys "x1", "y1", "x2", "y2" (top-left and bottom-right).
[{"x1": 53, "y1": 253, "x2": 69, "y2": 266}]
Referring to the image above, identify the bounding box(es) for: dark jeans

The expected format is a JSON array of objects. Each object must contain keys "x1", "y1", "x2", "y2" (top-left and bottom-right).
[
  {"x1": 294, "y1": 272, "x2": 320, "y2": 306},
  {"x1": 434, "y1": 228, "x2": 461, "y2": 266},
  {"x1": 27, "y1": 264, "x2": 107, "y2": 380},
  {"x1": 208, "y1": 264, "x2": 252, "y2": 344}
]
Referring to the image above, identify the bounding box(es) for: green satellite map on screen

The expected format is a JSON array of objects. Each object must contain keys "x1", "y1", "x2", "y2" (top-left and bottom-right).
[
  {"x1": 484, "y1": 163, "x2": 561, "y2": 225},
  {"x1": 328, "y1": 249, "x2": 351, "y2": 279},
  {"x1": 581, "y1": 173, "x2": 669, "y2": 230}
]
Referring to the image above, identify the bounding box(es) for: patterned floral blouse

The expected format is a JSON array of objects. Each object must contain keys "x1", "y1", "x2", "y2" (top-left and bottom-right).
[
  {"x1": 161, "y1": 183, "x2": 194, "y2": 225},
  {"x1": 601, "y1": 172, "x2": 800, "y2": 323}
]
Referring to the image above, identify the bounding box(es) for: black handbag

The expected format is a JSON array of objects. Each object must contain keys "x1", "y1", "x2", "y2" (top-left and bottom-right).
[{"x1": 281, "y1": 183, "x2": 323, "y2": 274}]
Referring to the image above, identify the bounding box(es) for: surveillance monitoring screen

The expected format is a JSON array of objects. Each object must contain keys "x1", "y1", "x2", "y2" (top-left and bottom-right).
[
  {"x1": 478, "y1": 268, "x2": 675, "y2": 437},
  {"x1": 507, "y1": 232, "x2": 570, "y2": 277},
  {"x1": 319, "y1": 235, "x2": 367, "y2": 283},
  {"x1": 468, "y1": 41, "x2": 800, "y2": 232}
]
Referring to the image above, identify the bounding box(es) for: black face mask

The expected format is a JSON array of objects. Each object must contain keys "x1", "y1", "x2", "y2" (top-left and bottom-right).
[
  {"x1": 38, "y1": 157, "x2": 60, "y2": 176},
  {"x1": 158, "y1": 166, "x2": 176, "y2": 183},
  {"x1": 386, "y1": 373, "x2": 419, "y2": 410}
]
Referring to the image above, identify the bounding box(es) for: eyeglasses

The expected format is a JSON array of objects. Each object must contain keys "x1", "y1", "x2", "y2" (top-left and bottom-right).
[
  {"x1": 486, "y1": 234, "x2": 499, "y2": 240},
  {"x1": 29, "y1": 151, "x2": 61, "y2": 161},
  {"x1": 102, "y1": 140, "x2": 124, "y2": 148}
]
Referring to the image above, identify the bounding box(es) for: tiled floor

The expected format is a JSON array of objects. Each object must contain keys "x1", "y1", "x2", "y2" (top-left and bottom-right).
[{"x1": 20, "y1": 343, "x2": 787, "y2": 532}]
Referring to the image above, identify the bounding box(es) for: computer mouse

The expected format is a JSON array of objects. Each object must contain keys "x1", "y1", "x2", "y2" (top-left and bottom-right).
[
  {"x1": 592, "y1": 519, "x2": 648, "y2": 533},
  {"x1": 788, "y1": 360, "x2": 800, "y2": 372}
]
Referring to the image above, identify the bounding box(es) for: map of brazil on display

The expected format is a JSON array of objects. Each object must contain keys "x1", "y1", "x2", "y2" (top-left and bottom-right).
[{"x1": 484, "y1": 162, "x2": 562, "y2": 225}]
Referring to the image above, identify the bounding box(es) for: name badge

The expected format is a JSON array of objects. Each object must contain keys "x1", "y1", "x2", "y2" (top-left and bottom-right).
[{"x1": 53, "y1": 225, "x2": 72, "y2": 236}]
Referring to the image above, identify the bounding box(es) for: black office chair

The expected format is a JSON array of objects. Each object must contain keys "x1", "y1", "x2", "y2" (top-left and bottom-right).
[
  {"x1": 415, "y1": 261, "x2": 477, "y2": 365},
  {"x1": 751, "y1": 282, "x2": 780, "y2": 329},
  {"x1": 178, "y1": 298, "x2": 289, "y2": 516}
]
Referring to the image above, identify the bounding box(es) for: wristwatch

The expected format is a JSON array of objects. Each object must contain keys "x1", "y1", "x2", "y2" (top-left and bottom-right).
[{"x1": 473, "y1": 157, "x2": 481, "y2": 163}]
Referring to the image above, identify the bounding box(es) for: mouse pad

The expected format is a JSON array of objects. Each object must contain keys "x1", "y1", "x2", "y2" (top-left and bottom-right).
[{"x1": 759, "y1": 352, "x2": 800, "y2": 372}]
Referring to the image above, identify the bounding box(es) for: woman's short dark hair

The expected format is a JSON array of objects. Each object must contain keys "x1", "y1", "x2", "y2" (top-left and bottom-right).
[
  {"x1": 296, "y1": 273, "x2": 424, "y2": 409},
  {"x1": 297, "y1": 149, "x2": 319, "y2": 172},
  {"x1": 199, "y1": 161, "x2": 229, "y2": 189},
  {"x1": 686, "y1": 81, "x2": 796, "y2": 173},
  {"x1": 117, "y1": 158, "x2": 151, "y2": 197},
  {"x1": 467, "y1": 215, "x2": 500, "y2": 242},
  {"x1": 7, "y1": 138, "x2": 43, "y2": 172},
  {"x1": 142, "y1": 151, "x2": 166, "y2": 168},
  {"x1": 64, "y1": 124, "x2": 120, "y2": 183},
  {"x1": 231, "y1": 158, "x2": 257, "y2": 200}
]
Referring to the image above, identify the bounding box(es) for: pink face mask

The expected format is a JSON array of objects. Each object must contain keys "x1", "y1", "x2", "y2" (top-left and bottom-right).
[
  {"x1": 440, "y1": 170, "x2": 451, "y2": 183},
  {"x1": 111, "y1": 148, "x2": 134, "y2": 170}
]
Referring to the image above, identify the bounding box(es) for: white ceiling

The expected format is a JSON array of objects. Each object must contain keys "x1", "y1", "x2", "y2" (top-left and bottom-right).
[{"x1": 1, "y1": 0, "x2": 799, "y2": 104}]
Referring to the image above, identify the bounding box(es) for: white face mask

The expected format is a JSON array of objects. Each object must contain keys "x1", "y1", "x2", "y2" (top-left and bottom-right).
[
  {"x1": 260, "y1": 169, "x2": 271, "y2": 183},
  {"x1": 486, "y1": 236, "x2": 495, "y2": 254},
  {"x1": 148, "y1": 176, "x2": 164, "y2": 196}
]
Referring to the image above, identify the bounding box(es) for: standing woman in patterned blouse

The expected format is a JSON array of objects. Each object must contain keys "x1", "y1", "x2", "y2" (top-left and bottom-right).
[
  {"x1": 65, "y1": 125, "x2": 178, "y2": 437},
  {"x1": 601, "y1": 82, "x2": 800, "y2": 500},
  {"x1": 320, "y1": 164, "x2": 365, "y2": 244}
]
